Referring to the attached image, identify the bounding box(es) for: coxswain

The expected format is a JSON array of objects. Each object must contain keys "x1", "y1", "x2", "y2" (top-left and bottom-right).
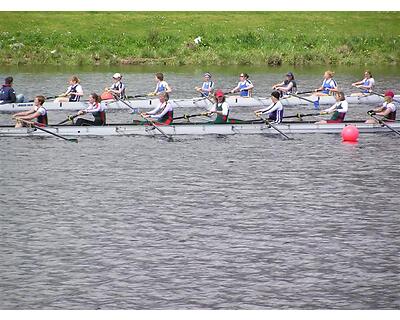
[
  {"x1": 13, "y1": 95, "x2": 47, "y2": 127},
  {"x1": 351, "y1": 70, "x2": 375, "y2": 96},
  {"x1": 54, "y1": 76, "x2": 84, "y2": 103},
  {"x1": 365, "y1": 90, "x2": 397, "y2": 124},
  {"x1": 316, "y1": 91, "x2": 348, "y2": 124},
  {"x1": 205, "y1": 89, "x2": 230, "y2": 124},
  {"x1": 75, "y1": 93, "x2": 106, "y2": 126},
  {"x1": 231, "y1": 73, "x2": 254, "y2": 97},
  {"x1": 272, "y1": 72, "x2": 297, "y2": 96},
  {"x1": 148, "y1": 73, "x2": 172, "y2": 96},
  {"x1": 314, "y1": 70, "x2": 338, "y2": 96},
  {"x1": 195, "y1": 72, "x2": 214, "y2": 97},
  {"x1": 254, "y1": 91, "x2": 284, "y2": 123},
  {"x1": 141, "y1": 92, "x2": 173, "y2": 124},
  {"x1": 0, "y1": 76, "x2": 24, "y2": 104},
  {"x1": 104, "y1": 73, "x2": 126, "y2": 99}
]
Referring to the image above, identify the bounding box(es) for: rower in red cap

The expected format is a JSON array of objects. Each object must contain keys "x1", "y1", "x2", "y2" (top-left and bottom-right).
[
  {"x1": 205, "y1": 89, "x2": 230, "y2": 123},
  {"x1": 365, "y1": 90, "x2": 397, "y2": 123}
]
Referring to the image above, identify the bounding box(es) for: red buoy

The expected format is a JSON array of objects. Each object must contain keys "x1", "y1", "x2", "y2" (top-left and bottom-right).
[{"x1": 341, "y1": 125, "x2": 359, "y2": 142}]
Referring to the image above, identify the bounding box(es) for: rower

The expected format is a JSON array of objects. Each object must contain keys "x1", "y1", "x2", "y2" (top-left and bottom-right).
[
  {"x1": 351, "y1": 70, "x2": 375, "y2": 96},
  {"x1": 0, "y1": 76, "x2": 25, "y2": 104},
  {"x1": 254, "y1": 91, "x2": 284, "y2": 123},
  {"x1": 205, "y1": 89, "x2": 229, "y2": 124},
  {"x1": 75, "y1": 93, "x2": 106, "y2": 126},
  {"x1": 195, "y1": 72, "x2": 214, "y2": 97},
  {"x1": 231, "y1": 73, "x2": 254, "y2": 97},
  {"x1": 314, "y1": 70, "x2": 338, "y2": 96},
  {"x1": 365, "y1": 90, "x2": 397, "y2": 124},
  {"x1": 148, "y1": 72, "x2": 172, "y2": 96},
  {"x1": 141, "y1": 92, "x2": 173, "y2": 125},
  {"x1": 105, "y1": 73, "x2": 126, "y2": 99},
  {"x1": 54, "y1": 76, "x2": 84, "y2": 103},
  {"x1": 272, "y1": 72, "x2": 297, "y2": 97},
  {"x1": 13, "y1": 95, "x2": 47, "y2": 128},
  {"x1": 316, "y1": 91, "x2": 348, "y2": 124}
]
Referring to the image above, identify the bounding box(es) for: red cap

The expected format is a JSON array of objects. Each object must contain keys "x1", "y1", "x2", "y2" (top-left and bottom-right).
[
  {"x1": 384, "y1": 90, "x2": 394, "y2": 98},
  {"x1": 215, "y1": 89, "x2": 224, "y2": 97}
]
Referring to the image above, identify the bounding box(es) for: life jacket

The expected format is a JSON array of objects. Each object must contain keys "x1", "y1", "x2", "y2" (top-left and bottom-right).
[
  {"x1": 383, "y1": 102, "x2": 397, "y2": 121},
  {"x1": 92, "y1": 103, "x2": 106, "y2": 125},
  {"x1": 156, "y1": 81, "x2": 168, "y2": 94},
  {"x1": 0, "y1": 84, "x2": 16, "y2": 102},
  {"x1": 282, "y1": 80, "x2": 297, "y2": 96},
  {"x1": 110, "y1": 81, "x2": 126, "y2": 99},
  {"x1": 239, "y1": 80, "x2": 252, "y2": 97},
  {"x1": 214, "y1": 102, "x2": 229, "y2": 124},
  {"x1": 158, "y1": 102, "x2": 173, "y2": 124},
  {"x1": 321, "y1": 78, "x2": 337, "y2": 95},
  {"x1": 267, "y1": 103, "x2": 284, "y2": 124},
  {"x1": 68, "y1": 84, "x2": 81, "y2": 102},
  {"x1": 330, "y1": 102, "x2": 346, "y2": 122},
  {"x1": 201, "y1": 81, "x2": 214, "y2": 97},
  {"x1": 36, "y1": 106, "x2": 48, "y2": 126}
]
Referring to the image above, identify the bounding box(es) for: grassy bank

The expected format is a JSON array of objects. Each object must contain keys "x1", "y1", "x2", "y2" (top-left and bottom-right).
[{"x1": 0, "y1": 12, "x2": 399, "y2": 66}]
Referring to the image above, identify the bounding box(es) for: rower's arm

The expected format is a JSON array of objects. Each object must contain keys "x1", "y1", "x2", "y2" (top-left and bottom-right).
[
  {"x1": 13, "y1": 107, "x2": 36, "y2": 117},
  {"x1": 231, "y1": 84, "x2": 240, "y2": 93},
  {"x1": 150, "y1": 105, "x2": 170, "y2": 119},
  {"x1": 377, "y1": 107, "x2": 392, "y2": 117},
  {"x1": 15, "y1": 111, "x2": 41, "y2": 120},
  {"x1": 146, "y1": 105, "x2": 162, "y2": 115}
]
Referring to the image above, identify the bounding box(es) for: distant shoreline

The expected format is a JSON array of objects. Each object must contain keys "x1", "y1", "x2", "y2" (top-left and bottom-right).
[{"x1": 0, "y1": 12, "x2": 398, "y2": 66}]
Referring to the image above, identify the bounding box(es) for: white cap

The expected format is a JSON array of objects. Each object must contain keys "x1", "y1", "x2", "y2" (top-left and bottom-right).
[{"x1": 113, "y1": 73, "x2": 122, "y2": 79}]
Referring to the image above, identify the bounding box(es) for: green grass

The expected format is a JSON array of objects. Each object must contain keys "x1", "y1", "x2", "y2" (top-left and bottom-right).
[{"x1": 0, "y1": 12, "x2": 399, "y2": 66}]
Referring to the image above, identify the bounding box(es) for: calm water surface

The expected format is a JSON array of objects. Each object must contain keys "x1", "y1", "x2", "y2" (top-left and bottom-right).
[{"x1": 0, "y1": 69, "x2": 399, "y2": 309}]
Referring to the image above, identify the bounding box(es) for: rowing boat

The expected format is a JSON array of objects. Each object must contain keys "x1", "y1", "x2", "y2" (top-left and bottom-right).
[
  {"x1": 0, "y1": 94, "x2": 396, "y2": 112},
  {"x1": 0, "y1": 121, "x2": 398, "y2": 138}
]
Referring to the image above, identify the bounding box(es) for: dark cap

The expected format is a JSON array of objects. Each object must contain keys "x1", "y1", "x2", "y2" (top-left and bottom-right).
[{"x1": 286, "y1": 72, "x2": 294, "y2": 79}]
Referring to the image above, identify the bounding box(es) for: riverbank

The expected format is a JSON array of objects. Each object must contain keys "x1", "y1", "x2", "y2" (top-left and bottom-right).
[{"x1": 0, "y1": 12, "x2": 398, "y2": 66}]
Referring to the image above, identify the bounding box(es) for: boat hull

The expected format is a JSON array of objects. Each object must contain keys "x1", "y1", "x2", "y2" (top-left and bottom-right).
[
  {"x1": 0, "y1": 122, "x2": 398, "y2": 138},
  {"x1": 0, "y1": 94, "x2": 396, "y2": 112}
]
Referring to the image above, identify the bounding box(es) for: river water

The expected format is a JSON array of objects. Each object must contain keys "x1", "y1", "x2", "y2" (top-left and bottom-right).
[{"x1": 0, "y1": 67, "x2": 399, "y2": 309}]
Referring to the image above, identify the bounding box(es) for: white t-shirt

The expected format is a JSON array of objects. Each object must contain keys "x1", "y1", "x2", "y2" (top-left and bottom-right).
[{"x1": 210, "y1": 101, "x2": 229, "y2": 116}]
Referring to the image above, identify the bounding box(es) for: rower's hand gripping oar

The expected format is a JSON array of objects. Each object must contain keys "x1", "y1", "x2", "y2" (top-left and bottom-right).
[
  {"x1": 367, "y1": 111, "x2": 400, "y2": 136},
  {"x1": 19, "y1": 119, "x2": 78, "y2": 142},
  {"x1": 57, "y1": 114, "x2": 79, "y2": 125},
  {"x1": 139, "y1": 113, "x2": 173, "y2": 141},
  {"x1": 255, "y1": 113, "x2": 293, "y2": 140}
]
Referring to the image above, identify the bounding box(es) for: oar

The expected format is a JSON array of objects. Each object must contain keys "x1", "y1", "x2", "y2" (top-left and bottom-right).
[
  {"x1": 293, "y1": 90, "x2": 317, "y2": 95},
  {"x1": 283, "y1": 112, "x2": 321, "y2": 120},
  {"x1": 20, "y1": 120, "x2": 78, "y2": 142},
  {"x1": 138, "y1": 113, "x2": 173, "y2": 141},
  {"x1": 359, "y1": 89, "x2": 400, "y2": 103},
  {"x1": 26, "y1": 95, "x2": 59, "y2": 103},
  {"x1": 57, "y1": 114, "x2": 79, "y2": 125},
  {"x1": 126, "y1": 94, "x2": 148, "y2": 99},
  {"x1": 110, "y1": 94, "x2": 139, "y2": 113},
  {"x1": 173, "y1": 113, "x2": 209, "y2": 121},
  {"x1": 256, "y1": 114, "x2": 292, "y2": 140},
  {"x1": 289, "y1": 93, "x2": 320, "y2": 109},
  {"x1": 367, "y1": 112, "x2": 400, "y2": 136}
]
